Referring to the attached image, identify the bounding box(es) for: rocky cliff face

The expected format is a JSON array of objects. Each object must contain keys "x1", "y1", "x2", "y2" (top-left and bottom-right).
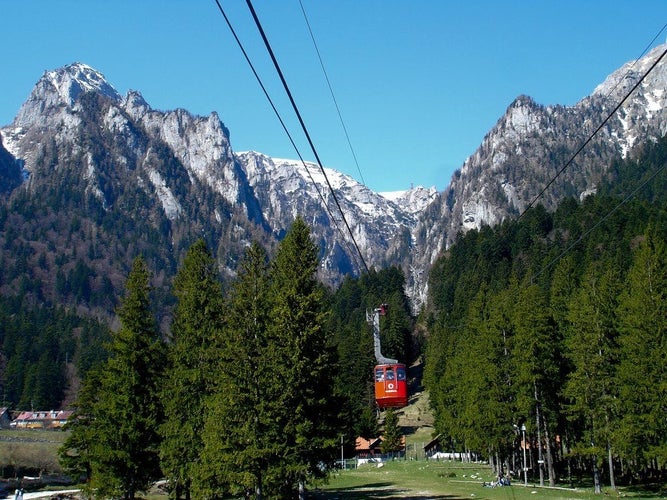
[
  {"x1": 0, "y1": 62, "x2": 431, "y2": 300},
  {"x1": 234, "y1": 151, "x2": 434, "y2": 283},
  {"x1": 1, "y1": 45, "x2": 666, "y2": 311},
  {"x1": 407, "y1": 44, "x2": 667, "y2": 304}
]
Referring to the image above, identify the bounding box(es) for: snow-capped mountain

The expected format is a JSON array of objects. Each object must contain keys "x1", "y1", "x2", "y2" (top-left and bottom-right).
[
  {"x1": 234, "y1": 151, "x2": 427, "y2": 280},
  {"x1": 407, "y1": 44, "x2": 667, "y2": 299},
  {"x1": 1, "y1": 45, "x2": 666, "y2": 312},
  {"x1": 0, "y1": 62, "x2": 431, "y2": 298}
]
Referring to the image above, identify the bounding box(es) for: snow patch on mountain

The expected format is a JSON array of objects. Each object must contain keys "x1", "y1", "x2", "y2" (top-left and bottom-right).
[
  {"x1": 380, "y1": 186, "x2": 437, "y2": 215},
  {"x1": 148, "y1": 169, "x2": 182, "y2": 220},
  {"x1": 45, "y1": 63, "x2": 121, "y2": 106}
]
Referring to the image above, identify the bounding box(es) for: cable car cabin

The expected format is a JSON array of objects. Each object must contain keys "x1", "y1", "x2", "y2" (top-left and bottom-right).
[{"x1": 374, "y1": 363, "x2": 408, "y2": 409}]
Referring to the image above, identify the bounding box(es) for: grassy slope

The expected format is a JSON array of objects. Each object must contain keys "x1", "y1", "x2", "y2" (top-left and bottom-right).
[
  {"x1": 0, "y1": 429, "x2": 68, "y2": 476},
  {"x1": 312, "y1": 389, "x2": 658, "y2": 499},
  {"x1": 311, "y1": 460, "x2": 643, "y2": 499}
]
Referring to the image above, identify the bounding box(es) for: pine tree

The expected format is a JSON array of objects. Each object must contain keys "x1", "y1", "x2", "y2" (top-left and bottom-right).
[
  {"x1": 615, "y1": 230, "x2": 667, "y2": 473},
  {"x1": 59, "y1": 368, "x2": 102, "y2": 483},
  {"x1": 266, "y1": 217, "x2": 341, "y2": 499},
  {"x1": 563, "y1": 262, "x2": 621, "y2": 492},
  {"x1": 511, "y1": 281, "x2": 559, "y2": 487},
  {"x1": 380, "y1": 409, "x2": 403, "y2": 455},
  {"x1": 197, "y1": 242, "x2": 272, "y2": 499},
  {"x1": 160, "y1": 239, "x2": 225, "y2": 500},
  {"x1": 59, "y1": 257, "x2": 164, "y2": 499},
  {"x1": 452, "y1": 284, "x2": 514, "y2": 471}
]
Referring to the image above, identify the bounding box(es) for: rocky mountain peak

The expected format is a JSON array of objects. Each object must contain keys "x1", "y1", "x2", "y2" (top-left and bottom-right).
[
  {"x1": 1, "y1": 47, "x2": 666, "y2": 312},
  {"x1": 122, "y1": 90, "x2": 150, "y2": 119},
  {"x1": 592, "y1": 43, "x2": 667, "y2": 101},
  {"x1": 404, "y1": 44, "x2": 667, "y2": 310},
  {"x1": 13, "y1": 62, "x2": 121, "y2": 128},
  {"x1": 48, "y1": 62, "x2": 121, "y2": 105}
]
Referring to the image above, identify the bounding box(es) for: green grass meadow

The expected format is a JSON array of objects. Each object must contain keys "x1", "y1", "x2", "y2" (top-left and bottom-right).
[
  {"x1": 310, "y1": 460, "x2": 662, "y2": 499},
  {"x1": 1, "y1": 429, "x2": 665, "y2": 499},
  {"x1": 0, "y1": 429, "x2": 67, "y2": 477}
]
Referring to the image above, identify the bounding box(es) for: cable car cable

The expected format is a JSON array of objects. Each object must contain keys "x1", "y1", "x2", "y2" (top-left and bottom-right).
[
  {"x1": 244, "y1": 0, "x2": 370, "y2": 274},
  {"x1": 298, "y1": 0, "x2": 367, "y2": 188},
  {"x1": 211, "y1": 0, "x2": 365, "y2": 274},
  {"x1": 531, "y1": 158, "x2": 667, "y2": 284},
  {"x1": 599, "y1": 22, "x2": 667, "y2": 101}
]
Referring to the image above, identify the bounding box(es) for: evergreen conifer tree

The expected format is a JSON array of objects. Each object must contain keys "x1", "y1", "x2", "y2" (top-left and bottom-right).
[
  {"x1": 160, "y1": 239, "x2": 225, "y2": 500},
  {"x1": 563, "y1": 263, "x2": 621, "y2": 492},
  {"x1": 197, "y1": 242, "x2": 272, "y2": 499},
  {"x1": 266, "y1": 217, "x2": 341, "y2": 499},
  {"x1": 380, "y1": 409, "x2": 403, "y2": 455},
  {"x1": 60, "y1": 257, "x2": 164, "y2": 500},
  {"x1": 615, "y1": 230, "x2": 667, "y2": 472},
  {"x1": 511, "y1": 281, "x2": 558, "y2": 487}
]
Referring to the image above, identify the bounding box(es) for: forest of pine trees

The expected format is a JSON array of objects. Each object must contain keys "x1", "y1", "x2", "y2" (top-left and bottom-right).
[
  {"x1": 423, "y1": 135, "x2": 667, "y2": 490},
  {"x1": 8, "y1": 128, "x2": 667, "y2": 498},
  {"x1": 58, "y1": 217, "x2": 415, "y2": 500}
]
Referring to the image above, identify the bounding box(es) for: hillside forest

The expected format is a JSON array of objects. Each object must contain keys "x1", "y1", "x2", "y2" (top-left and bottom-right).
[
  {"x1": 424, "y1": 135, "x2": 667, "y2": 491},
  {"x1": 1, "y1": 135, "x2": 667, "y2": 496}
]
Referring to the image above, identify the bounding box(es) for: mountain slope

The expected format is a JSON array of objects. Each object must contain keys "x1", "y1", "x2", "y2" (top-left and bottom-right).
[
  {"x1": 0, "y1": 64, "x2": 272, "y2": 315},
  {"x1": 408, "y1": 44, "x2": 667, "y2": 299},
  {"x1": 0, "y1": 62, "x2": 430, "y2": 312},
  {"x1": 1, "y1": 45, "x2": 666, "y2": 313}
]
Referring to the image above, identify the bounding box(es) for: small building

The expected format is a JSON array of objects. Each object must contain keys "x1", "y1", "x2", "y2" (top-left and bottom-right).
[
  {"x1": 10, "y1": 410, "x2": 73, "y2": 430},
  {"x1": 355, "y1": 435, "x2": 406, "y2": 463},
  {"x1": 0, "y1": 407, "x2": 11, "y2": 429},
  {"x1": 355, "y1": 436, "x2": 383, "y2": 460},
  {"x1": 423, "y1": 434, "x2": 442, "y2": 458}
]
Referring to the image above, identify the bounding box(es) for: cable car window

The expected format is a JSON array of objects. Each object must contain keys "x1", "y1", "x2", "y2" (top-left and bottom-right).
[
  {"x1": 386, "y1": 369, "x2": 395, "y2": 380},
  {"x1": 397, "y1": 367, "x2": 406, "y2": 381},
  {"x1": 375, "y1": 369, "x2": 384, "y2": 381}
]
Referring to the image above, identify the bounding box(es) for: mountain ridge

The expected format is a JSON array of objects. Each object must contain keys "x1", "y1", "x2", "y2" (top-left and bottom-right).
[{"x1": 1, "y1": 45, "x2": 666, "y2": 312}]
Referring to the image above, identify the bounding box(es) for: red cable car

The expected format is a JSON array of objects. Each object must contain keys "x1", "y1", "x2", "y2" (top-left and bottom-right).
[
  {"x1": 374, "y1": 363, "x2": 408, "y2": 409},
  {"x1": 368, "y1": 304, "x2": 408, "y2": 409}
]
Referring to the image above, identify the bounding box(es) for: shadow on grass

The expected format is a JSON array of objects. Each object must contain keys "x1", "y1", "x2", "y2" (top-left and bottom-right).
[
  {"x1": 621, "y1": 483, "x2": 667, "y2": 498},
  {"x1": 308, "y1": 481, "x2": 465, "y2": 499}
]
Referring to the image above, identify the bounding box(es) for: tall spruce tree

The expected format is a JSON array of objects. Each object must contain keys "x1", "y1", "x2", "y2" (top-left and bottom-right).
[
  {"x1": 615, "y1": 230, "x2": 667, "y2": 473},
  {"x1": 511, "y1": 281, "x2": 559, "y2": 487},
  {"x1": 563, "y1": 263, "x2": 621, "y2": 492},
  {"x1": 197, "y1": 242, "x2": 273, "y2": 499},
  {"x1": 60, "y1": 257, "x2": 164, "y2": 499},
  {"x1": 380, "y1": 409, "x2": 403, "y2": 455},
  {"x1": 266, "y1": 217, "x2": 341, "y2": 499},
  {"x1": 160, "y1": 239, "x2": 225, "y2": 500}
]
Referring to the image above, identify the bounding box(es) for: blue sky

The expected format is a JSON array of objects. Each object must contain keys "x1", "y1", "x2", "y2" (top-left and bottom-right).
[{"x1": 1, "y1": 1, "x2": 666, "y2": 193}]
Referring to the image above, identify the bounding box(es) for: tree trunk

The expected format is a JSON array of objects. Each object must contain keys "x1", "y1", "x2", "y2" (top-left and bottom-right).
[
  {"x1": 607, "y1": 441, "x2": 615, "y2": 490},
  {"x1": 298, "y1": 480, "x2": 305, "y2": 500},
  {"x1": 534, "y1": 383, "x2": 544, "y2": 487},
  {"x1": 593, "y1": 455, "x2": 601, "y2": 494},
  {"x1": 542, "y1": 417, "x2": 555, "y2": 486},
  {"x1": 255, "y1": 470, "x2": 262, "y2": 500}
]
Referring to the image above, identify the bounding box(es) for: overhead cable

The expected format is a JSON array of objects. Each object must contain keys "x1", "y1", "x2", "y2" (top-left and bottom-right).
[
  {"x1": 532, "y1": 159, "x2": 667, "y2": 283},
  {"x1": 600, "y1": 22, "x2": 667, "y2": 100},
  {"x1": 211, "y1": 0, "x2": 367, "y2": 273},
  {"x1": 244, "y1": 0, "x2": 370, "y2": 274},
  {"x1": 298, "y1": 0, "x2": 367, "y2": 187}
]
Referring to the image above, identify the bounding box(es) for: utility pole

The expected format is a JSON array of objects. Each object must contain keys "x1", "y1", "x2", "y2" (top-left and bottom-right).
[{"x1": 522, "y1": 424, "x2": 527, "y2": 486}]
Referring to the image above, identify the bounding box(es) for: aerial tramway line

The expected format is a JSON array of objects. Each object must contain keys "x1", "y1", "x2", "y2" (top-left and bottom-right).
[{"x1": 367, "y1": 304, "x2": 408, "y2": 409}]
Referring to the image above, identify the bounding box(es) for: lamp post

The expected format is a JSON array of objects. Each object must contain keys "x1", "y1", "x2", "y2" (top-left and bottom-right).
[{"x1": 521, "y1": 424, "x2": 527, "y2": 486}]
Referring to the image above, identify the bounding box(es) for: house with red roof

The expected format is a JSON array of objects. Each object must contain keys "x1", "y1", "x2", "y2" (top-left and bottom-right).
[
  {"x1": 10, "y1": 410, "x2": 73, "y2": 430},
  {"x1": 355, "y1": 435, "x2": 406, "y2": 462}
]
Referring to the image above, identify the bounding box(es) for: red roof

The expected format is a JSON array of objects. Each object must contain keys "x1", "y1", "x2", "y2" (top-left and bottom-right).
[{"x1": 13, "y1": 410, "x2": 73, "y2": 422}]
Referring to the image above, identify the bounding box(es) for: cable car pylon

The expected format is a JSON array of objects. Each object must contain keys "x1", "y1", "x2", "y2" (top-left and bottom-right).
[{"x1": 367, "y1": 304, "x2": 408, "y2": 410}]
